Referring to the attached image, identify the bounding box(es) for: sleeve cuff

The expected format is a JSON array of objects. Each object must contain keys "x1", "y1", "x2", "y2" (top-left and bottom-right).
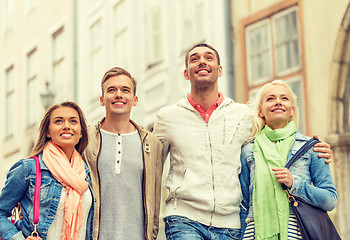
[{"x1": 289, "y1": 174, "x2": 302, "y2": 195}]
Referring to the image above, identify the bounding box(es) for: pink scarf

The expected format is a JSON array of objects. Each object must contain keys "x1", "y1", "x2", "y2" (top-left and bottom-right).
[{"x1": 42, "y1": 141, "x2": 88, "y2": 240}]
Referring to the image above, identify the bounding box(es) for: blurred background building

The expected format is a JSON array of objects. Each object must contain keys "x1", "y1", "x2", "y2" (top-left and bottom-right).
[{"x1": 1, "y1": 0, "x2": 349, "y2": 238}]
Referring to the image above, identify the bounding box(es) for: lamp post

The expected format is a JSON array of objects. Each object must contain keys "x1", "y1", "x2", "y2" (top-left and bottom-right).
[{"x1": 40, "y1": 81, "x2": 55, "y2": 110}]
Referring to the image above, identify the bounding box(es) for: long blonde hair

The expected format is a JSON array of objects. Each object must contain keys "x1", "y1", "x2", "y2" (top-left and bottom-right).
[{"x1": 247, "y1": 80, "x2": 299, "y2": 142}]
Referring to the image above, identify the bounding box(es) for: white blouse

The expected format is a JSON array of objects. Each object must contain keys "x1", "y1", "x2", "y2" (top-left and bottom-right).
[{"x1": 46, "y1": 188, "x2": 92, "y2": 240}]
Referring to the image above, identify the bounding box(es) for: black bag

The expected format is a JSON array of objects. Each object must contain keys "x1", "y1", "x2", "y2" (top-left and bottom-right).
[
  {"x1": 286, "y1": 192, "x2": 341, "y2": 240},
  {"x1": 283, "y1": 138, "x2": 341, "y2": 240}
]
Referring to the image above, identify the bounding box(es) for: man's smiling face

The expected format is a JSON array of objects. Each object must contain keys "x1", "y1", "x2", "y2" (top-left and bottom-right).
[
  {"x1": 100, "y1": 74, "x2": 138, "y2": 117},
  {"x1": 184, "y1": 46, "x2": 222, "y2": 90}
]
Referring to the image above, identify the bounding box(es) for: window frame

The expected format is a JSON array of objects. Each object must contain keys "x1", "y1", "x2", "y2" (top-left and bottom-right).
[
  {"x1": 144, "y1": 0, "x2": 163, "y2": 69},
  {"x1": 112, "y1": 0, "x2": 130, "y2": 70},
  {"x1": 5, "y1": 65, "x2": 15, "y2": 139},
  {"x1": 240, "y1": 0, "x2": 308, "y2": 133},
  {"x1": 3, "y1": 0, "x2": 14, "y2": 33},
  {"x1": 52, "y1": 26, "x2": 65, "y2": 102},
  {"x1": 89, "y1": 18, "x2": 103, "y2": 100},
  {"x1": 245, "y1": 18, "x2": 274, "y2": 85},
  {"x1": 272, "y1": 6, "x2": 302, "y2": 77},
  {"x1": 179, "y1": 0, "x2": 206, "y2": 53},
  {"x1": 26, "y1": 48, "x2": 38, "y2": 128}
]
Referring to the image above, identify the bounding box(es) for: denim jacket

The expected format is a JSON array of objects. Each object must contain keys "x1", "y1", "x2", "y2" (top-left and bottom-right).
[
  {"x1": 0, "y1": 153, "x2": 94, "y2": 240},
  {"x1": 239, "y1": 132, "x2": 338, "y2": 233}
]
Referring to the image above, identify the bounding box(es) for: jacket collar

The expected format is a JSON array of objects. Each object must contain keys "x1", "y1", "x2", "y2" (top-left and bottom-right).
[
  {"x1": 177, "y1": 94, "x2": 234, "y2": 111},
  {"x1": 131, "y1": 119, "x2": 148, "y2": 141},
  {"x1": 95, "y1": 117, "x2": 148, "y2": 141},
  {"x1": 293, "y1": 131, "x2": 309, "y2": 141},
  {"x1": 37, "y1": 153, "x2": 49, "y2": 171}
]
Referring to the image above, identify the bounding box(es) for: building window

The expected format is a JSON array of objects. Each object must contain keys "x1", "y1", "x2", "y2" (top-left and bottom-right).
[
  {"x1": 144, "y1": 0, "x2": 163, "y2": 68},
  {"x1": 52, "y1": 27, "x2": 65, "y2": 102},
  {"x1": 3, "y1": 0, "x2": 14, "y2": 33},
  {"x1": 27, "y1": 48, "x2": 38, "y2": 127},
  {"x1": 113, "y1": 0, "x2": 129, "y2": 70},
  {"x1": 245, "y1": 7, "x2": 300, "y2": 84},
  {"x1": 180, "y1": 0, "x2": 205, "y2": 52},
  {"x1": 246, "y1": 19, "x2": 272, "y2": 85},
  {"x1": 90, "y1": 19, "x2": 103, "y2": 98},
  {"x1": 5, "y1": 66, "x2": 15, "y2": 138},
  {"x1": 242, "y1": 5, "x2": 305, "y2": 132},
  {"x1": 287, "y1": 76, "x2": 305, "y2": 132},
  {"x1": 273, "y1": 8, "x2": 301, "y2": 76}
]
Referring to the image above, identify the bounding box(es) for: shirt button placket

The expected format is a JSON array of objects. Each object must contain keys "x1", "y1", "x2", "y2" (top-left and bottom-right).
[{"x1": 115, "y1": 134, "x2": 122, "y2": 174}]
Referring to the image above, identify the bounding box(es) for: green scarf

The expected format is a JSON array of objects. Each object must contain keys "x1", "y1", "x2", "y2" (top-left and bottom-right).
[{"x1": 253, "y1": 121, "x2": 297, "y2": 240}]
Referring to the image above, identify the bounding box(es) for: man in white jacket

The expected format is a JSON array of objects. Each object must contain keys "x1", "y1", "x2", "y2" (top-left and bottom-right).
[
  {"x1": 153, "y1": 43, "x2": 332, "y2": 240},
  {"x1": 153, "y1": 43, "x2": 251, "y2": 239}
]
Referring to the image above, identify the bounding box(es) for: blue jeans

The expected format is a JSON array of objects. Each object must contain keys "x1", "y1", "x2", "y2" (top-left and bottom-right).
[{"x1": 164, "y1": 215, "x2": 241, "y2": 240}]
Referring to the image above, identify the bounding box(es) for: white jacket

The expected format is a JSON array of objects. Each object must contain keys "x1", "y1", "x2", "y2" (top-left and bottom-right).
[{"x1": 153, "y1": 96, "x2": 252, "y2": 228}]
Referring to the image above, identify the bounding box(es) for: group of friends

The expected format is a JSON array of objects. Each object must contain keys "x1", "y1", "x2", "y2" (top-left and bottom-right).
[{"x1": 0, "y1": 43, "x2": 337, "y2": 240}]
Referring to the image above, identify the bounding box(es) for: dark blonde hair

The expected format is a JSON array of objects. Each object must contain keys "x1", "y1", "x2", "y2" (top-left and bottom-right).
[
  {"x1": 31, "y1": 101, "x2": 88, "y2": 156},
  {"x1": 185, "y1": 43, "x2": 221, "y2": 68},
  {"x1": 101, "y1": 67, "x2": 137, "y2": 95}
]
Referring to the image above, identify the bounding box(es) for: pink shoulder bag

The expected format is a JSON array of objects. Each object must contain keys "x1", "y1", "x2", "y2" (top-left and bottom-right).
[{"x1": 31, "y1": 156, "x2": 41, "y2": 238}]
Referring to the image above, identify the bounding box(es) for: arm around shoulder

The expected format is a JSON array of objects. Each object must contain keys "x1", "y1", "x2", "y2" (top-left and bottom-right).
[
  {"x1": 290, "y1": 150, "x2": 338, "y2": 211},
  {"x1": 310, "y1": 151, "x2": 338, "y2": 211}
]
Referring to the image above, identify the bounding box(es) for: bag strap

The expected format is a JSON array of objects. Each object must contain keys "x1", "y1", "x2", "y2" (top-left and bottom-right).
[
  {"x1": 31, "y1": 156, "x2": 41, "y2": 237},
  {"x1": 284, "y1": 138, "x2": 320, "y2": 169},
  {"x1": 282, "y1": 138, "x2": 320, "y2": 190}
]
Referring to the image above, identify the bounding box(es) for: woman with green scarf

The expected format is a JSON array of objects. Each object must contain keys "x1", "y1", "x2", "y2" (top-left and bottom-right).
[{"x1": 240, "y1": 80, "x2": 338, "y2": 239}]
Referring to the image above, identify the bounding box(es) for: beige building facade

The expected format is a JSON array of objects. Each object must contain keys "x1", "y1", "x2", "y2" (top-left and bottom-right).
[
  {"x1": 0, "y1": 0, "x2": 76, "y2": 187},
  {"x1": 230, "y1": 0, "x2": 350, "y2": 238},
  {"x1": 2, "y1": 0, "x2": 349, "y2": 238},
  {"x1": 0, "y1": 0, "x2": 230, "y2": 183},
  {"x1": 0, "y1": 1, "x2": 230, "y2": 239}
]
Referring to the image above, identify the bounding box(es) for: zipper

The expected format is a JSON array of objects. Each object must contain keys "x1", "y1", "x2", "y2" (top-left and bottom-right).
[
  {"x1": 173, "y1": 187, "x2": 180, "y2": 209},
  {"x1": 173, "y1": 166, "x2": 187, "y2": 210},
  {"x1": 207, "y1": 124, "x2": 215, "y2": 226}
]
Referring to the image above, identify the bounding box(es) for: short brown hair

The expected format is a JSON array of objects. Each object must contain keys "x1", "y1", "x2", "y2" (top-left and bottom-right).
[
  {"x1": 101, "y1": 67, "x2": 137, "y2": 95},
  {"x1": 31, "y1": 101, "x2": 88, "y2": 156},
  {"x1": 185, "y1": 43, "x2": 221, "y2": 68}
]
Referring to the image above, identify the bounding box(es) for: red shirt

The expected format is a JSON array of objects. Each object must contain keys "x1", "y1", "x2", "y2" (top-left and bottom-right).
[{"x1": 187, "y1": 92, "x2": 224, "y2": 123}]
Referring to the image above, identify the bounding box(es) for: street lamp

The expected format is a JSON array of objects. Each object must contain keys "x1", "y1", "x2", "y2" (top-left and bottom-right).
[{"x1": 40, "y1": 81, "x2": 55, "y2": 110}]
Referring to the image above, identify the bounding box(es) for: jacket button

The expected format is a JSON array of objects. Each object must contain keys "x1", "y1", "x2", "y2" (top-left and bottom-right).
[{"x1": 145, "y1": 148, "x2": 150, "y2": 152}]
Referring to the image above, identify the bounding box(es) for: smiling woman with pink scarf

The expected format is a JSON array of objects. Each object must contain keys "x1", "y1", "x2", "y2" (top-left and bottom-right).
[{"x1": 0, "y1": 101, "x2": 94, "y2": 240}]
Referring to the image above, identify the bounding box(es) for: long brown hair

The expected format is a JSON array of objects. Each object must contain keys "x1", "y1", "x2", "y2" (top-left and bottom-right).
[{"x1": 31, "y1": 101, "x2": 88, "y2": 156}]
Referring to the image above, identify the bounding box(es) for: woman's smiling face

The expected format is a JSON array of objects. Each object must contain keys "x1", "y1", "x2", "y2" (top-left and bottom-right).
[
  {"x1": 47, "y1": 106, "x2": 82, "y2": 158},
  {"x1": 259, "y1": 84, "x2": 294, "y2": 130}
]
